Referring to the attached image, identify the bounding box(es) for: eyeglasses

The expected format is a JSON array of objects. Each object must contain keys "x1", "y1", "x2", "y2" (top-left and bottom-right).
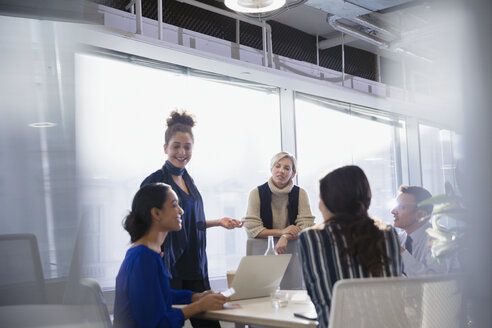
[{"x1": 393, "y1": 202, "x2": 418, "y2": 211}]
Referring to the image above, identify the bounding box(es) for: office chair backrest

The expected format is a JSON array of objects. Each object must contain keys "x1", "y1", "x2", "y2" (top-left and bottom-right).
[
  {"x1": 328, "y1": 274, "x2": 463, "y2": 328},
  {"x1": 63, "y1": 277, "x2": 112, "y2": 328},
  {"x1": 246, "y1": 237, "x2": 304, "y2": 289},
  {"x1": 0, "y1": 233, "x2": 46, "y2": 305}
]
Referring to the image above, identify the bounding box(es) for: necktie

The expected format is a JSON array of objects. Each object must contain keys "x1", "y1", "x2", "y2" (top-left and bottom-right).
[{"x1": 405, "y1": 235, "x2": 413, "y2": 254}]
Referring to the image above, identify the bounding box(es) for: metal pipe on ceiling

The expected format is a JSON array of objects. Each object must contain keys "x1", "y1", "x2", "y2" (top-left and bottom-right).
[
  {"x1": 157, "y1": 0, "x2": 163, "y2": 40},
  {"x1": 327, "y1": 15, "x2": 390, "y2": 49},
  {"x1": 135, "y1": 0, "x2": 142, "y2": 34},
  {"x1": 327, "y1": 15, "x2": 432, "y2": 63},
  {"x1": 350, "y1": 15, "x2": 397, "y2": 38}
]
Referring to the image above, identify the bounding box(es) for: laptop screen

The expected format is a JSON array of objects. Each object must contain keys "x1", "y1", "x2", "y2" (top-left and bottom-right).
[{"x1": 230, "y1": 254, "x2": 292, "y2": 301}]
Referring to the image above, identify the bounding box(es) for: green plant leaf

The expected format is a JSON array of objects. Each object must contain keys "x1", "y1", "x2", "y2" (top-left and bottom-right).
[
  {"x1": 426, "y1": 227, "x2": 455, "y2": 241},
  {"x1": 424, "y1": 188, "x2": 468, "y2": 261},
  {"x1": 431, "y1": 240, "x2": 459, "y2": 258},
  {"x1": 419, "y1": 194, "x2": 461, "y2": 206},
  {"x1": 431, "y1": 207, "x2": 467, "y2": 216}
]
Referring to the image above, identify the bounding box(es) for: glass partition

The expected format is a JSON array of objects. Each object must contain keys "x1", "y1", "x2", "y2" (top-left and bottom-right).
[
  {"x1": 0, "y1": 17, "x2": 462, "y2": 290},
  {"x1": 419, "y1": 124, "x2": 463, "y2": 196}
]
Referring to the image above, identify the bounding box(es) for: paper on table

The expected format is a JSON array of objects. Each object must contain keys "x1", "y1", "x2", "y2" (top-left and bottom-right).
[
  {"x1": 221, "y1": 287, "x2": 235, "y2": 298},
  {"x1": 290, "y1": 293, "x2": 310, "y2": 304}
]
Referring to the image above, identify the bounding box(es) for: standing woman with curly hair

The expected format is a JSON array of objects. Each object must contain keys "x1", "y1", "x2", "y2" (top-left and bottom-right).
[
  {"x1": 141, "y1": 110, "x2": 242, "y2": 328},
  {"x1": 298, "y1": 165, "x2": 402, "y2": 328}
]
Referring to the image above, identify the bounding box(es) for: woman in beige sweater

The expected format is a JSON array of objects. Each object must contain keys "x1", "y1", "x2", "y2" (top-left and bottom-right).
[{"x1": 243, "y1": 152, "x2": 315, "y2": 254}]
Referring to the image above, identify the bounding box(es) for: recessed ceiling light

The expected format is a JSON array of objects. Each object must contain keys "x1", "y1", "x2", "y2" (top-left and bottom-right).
[
  {"x1": 28, "y1": 122, "x2": 57, "y2": 128},
  {"x1": 225, "y1": 0, "x2": 286, "y2": 13}
]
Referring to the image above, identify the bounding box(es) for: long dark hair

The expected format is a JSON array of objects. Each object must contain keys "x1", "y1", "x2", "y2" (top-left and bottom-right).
[
  {"x1": 320, "y1": 165, "x2": 390, "y2": 276},
  {"x1": 123, "y1": 183, "x2": 171, "y2": 243}
]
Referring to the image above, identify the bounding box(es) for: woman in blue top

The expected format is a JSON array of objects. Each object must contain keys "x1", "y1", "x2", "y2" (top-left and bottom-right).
[
  {"x1": 140, "y1": 110, "x2": 242, "y2": 328},
  {"x1": 114, "y1": 183, "x2": 228, "y2": 328},
  {"x1": 298, "y1": 166, "x2": 402, "y2": 328}
]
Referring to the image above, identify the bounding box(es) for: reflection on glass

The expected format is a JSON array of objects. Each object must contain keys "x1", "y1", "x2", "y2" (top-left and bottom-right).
[
  {"x1": 76, "y1": 54, "x2": 280, "y2": 287},
  {"x1": 419, "y1": 124, "x2": 462, "y2": 196},
  {"x1": 0, "y1": 16, "x2": 78, "y2": 280}
]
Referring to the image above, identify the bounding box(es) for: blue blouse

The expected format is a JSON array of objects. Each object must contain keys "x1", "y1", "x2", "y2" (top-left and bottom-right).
[{"x1": 113, "y1": 245, "x2": 194, "y2": 328}]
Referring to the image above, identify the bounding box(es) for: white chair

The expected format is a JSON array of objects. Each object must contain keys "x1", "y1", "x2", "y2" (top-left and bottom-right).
[
  {"x1": 63, "y1": 278, "x2": 112, "y2": 328},
  {"x1": 246, "y1": 238, "x2": 304, "y2": 290},
  {"x1": 1, "y1": 277, "x2": 110, "y2": 328},
  {"x1": 328, "y1": 274, "x2": 463, "y2": 328}
]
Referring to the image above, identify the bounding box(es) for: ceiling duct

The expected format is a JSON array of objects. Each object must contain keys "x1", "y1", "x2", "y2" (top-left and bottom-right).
[
  {"x1": 326, "y1": 14, "x2": 432, "y2": 62},
  {"x1": 327, "y1": 15, "x2": 390, "y2": 49},
  {"x1": 350, "y1": 15, "x2": 398, "y2": 39},
  {"x1": 303, "y1": 0, "x2": 432, "y2": 61}
]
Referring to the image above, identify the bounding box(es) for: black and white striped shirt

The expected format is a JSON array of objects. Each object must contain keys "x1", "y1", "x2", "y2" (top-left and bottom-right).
[{"x1": 298, "y1": 223, "x2": 402, "y2": 328}]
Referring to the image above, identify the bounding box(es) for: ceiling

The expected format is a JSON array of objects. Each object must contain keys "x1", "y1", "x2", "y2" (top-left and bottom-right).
[{"x1": 236, "y1": 0, "x2": 445, "y2": 63}]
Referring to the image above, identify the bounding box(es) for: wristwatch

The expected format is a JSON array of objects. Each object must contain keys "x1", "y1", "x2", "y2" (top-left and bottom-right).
[{"x1": 280, "y1": 234, "x2": 288, "y2": 240}]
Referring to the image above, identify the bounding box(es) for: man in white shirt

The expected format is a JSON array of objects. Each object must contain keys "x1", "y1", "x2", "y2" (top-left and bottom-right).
[{"x1": 391, "y1": 186, "x2": 448, "y2": 276}]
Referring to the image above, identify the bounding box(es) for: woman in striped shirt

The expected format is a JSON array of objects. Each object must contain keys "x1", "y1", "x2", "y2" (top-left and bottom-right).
[{"x1": 298, "y1": 165, "x2": 402, "y2": 328}]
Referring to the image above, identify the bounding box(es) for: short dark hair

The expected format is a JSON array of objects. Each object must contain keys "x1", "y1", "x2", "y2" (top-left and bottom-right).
[{"x1": 399, "y1": 185, "x2": 433, "y2": 214}]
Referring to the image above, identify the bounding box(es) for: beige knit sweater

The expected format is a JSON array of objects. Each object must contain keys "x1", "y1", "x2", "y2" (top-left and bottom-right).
[{"x1": 243, "y1": 178, "x2": 315, "y2": 238}]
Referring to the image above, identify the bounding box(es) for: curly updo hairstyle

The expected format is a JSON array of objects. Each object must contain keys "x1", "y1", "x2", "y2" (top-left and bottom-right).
[
  {"x1": 123, "y1": 183, "x2": 171, "y2": 243},
  {"x1": 320, "y1": 165, "x2": 391, "y2": 276},
  {"x1": 164, "y1": 110, "x2": 196, "y2": 145}
]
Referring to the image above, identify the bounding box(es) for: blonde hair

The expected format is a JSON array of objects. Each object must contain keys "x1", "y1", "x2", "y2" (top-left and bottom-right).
[{"x1": 270, "y1": 151, "x2": 297, "y2": 174}]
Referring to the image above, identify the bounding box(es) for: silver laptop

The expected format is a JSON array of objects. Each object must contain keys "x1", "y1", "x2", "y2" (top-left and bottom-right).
[{"x1": 229, "y1": 254, "x2": 292, "y2": 301}]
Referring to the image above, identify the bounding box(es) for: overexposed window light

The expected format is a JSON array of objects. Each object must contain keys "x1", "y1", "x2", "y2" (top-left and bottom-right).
[
  {"x1": 75, "y1": 53, "x2": 281, "y2": 286},
  {"x1": 225, "y1": 0, "x2": 286, "y2": 13}
]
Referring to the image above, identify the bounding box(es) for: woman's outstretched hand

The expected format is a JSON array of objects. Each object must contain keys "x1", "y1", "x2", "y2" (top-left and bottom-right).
[{"x1": 219, "y1": 217, "x2": 244, "y2": 229}]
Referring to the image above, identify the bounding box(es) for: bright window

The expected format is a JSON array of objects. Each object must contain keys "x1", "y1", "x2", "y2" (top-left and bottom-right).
[
  {"x1": 76, "y1": 53, "x2": 280, "y2": 287},
  {"x1": 295, "y1": 94, "x2": 406, "y2": 224}
]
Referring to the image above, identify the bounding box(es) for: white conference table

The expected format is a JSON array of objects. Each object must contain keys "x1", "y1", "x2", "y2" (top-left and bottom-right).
[{"x1": 184, "y1": 290, "x2": 318, "y2": 328}]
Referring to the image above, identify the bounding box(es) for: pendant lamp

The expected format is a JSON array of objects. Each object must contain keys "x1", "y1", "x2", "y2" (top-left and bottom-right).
[{"x1": 224, "y1": 0, "x2": 286, "y2": 13}]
